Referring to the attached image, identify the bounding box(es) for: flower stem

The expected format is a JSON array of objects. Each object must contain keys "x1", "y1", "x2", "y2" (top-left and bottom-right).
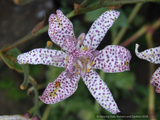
[
  {"x1": 29, "y1": 76, "x2": 39, "y2": 117},
  {"x1": 66, "y1": 11, "x2": 75, "y2": 19},
  {"x1": 78, "y1": 0, "x2": 158, "y2": 14},
  {"x1": 104, "y1": 0, "x2": 158, "y2": 6},
  {"x1": 20, "y1": 64, "x2": 29, "y2": 90},
  {"x1": 146, "y1": 30, "x2": 156, "y2": 120},
  {"x1": 27, "y1": 83, "x2": 47, "y2": 96},
  {"x1": 28, "y1": 101, "x2": 43, "y2": 115},
  {"x1": 80, "y1": 0, "x2": 93, "y2": 8},
  {"x1": 112, "y1": 3, "x2": 143, "y2": 45},
  {"x1": 42, "y1": 105, "x2": 51, "y2": 120},
  {"x1": 2, "y1": 25, "x2": 49, "y2": 53}
]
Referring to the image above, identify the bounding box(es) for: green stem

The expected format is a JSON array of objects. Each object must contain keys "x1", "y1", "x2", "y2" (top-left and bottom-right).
[
  {"x1": 28, "y1": 101, "x2": 43, "y2": 115},
  {"x1": 2, "y1": 25, "x2": 49, "y2": 53},
  {"x1": 78, "y1": 0, "x2": 158, "y2": 14},
  {"x1": 78, "y1": 0, "x2": 105, "y2": 14},
  {"x1": 146, "y1": 32, "x2": 156, "y2": 120},
  {"x1": 104, "y1": 0, "x2": 158, "y2": 6},
  {"x1": 42, "y1": 105, "x2": 51, "y2": 120},
  {"x1": 80, "y1": 0, "x2": 93, "y2": 8},
  {"x1": 66, "y1": 11, "x2": 75, "y2": 19},
  {"x1": 29, "y1": 76, "x2": 39, "y2": 117},
  {"x1": 20, "y1": 64, "x2": 29, "y2": 90},
  {"x1": 27, "y1": 83, "x2": 47, "y2": 96},
  {"x1": 112, "y1": 3, "x2": 143, "y2": 45}
]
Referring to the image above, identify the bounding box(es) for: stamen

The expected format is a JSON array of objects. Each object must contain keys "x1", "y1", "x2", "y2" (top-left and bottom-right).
[
  {"x1": 90, "y1": 61, "x2": 94, "y2": 66},
  {"x1": 76, "y1": 33, "x2": 85, "y2": 49},
  {"x1": 82, "y1": 47, "x2": 88, "y2": 51},
  {"x1": 80, "y1": 62, "x2": 87, "y2": 78},
  {"x1": 77, "y1": 59, "x2": 83, "y2": 69},
  {"x1": 87, "y1": 68, "x2": 90, "y2": 73},
  {"x1": 46, "y1": 41, "x2": 53, "y2": 47}
]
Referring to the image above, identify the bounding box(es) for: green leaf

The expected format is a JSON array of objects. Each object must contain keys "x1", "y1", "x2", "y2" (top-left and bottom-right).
[
  {"x1": 0, "y1": 46, "x2": 28, "y2": 73},
  {"x1": 105, "y1": 71, "x2": 135, "y2": 90}
]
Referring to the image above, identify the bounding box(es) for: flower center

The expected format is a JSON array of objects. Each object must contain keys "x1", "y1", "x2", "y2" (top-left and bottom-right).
[
  {"x1": 66, "y1": 49, "x2": 94, "y2": 77},
  {"x1": 64, "y1": 34, "x2": 96, "y2": 78}
]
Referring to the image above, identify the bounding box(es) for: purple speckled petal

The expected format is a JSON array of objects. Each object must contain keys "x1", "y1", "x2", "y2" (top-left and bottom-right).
[
  {"x1": 81, "y1": 10, "x2": 120, "y2": 51},
  {"x1": 135, "y1": 44, "x2": 160, "y2": 64},
  {"x1": 39, "y1": 71, "x2": 80, "y2": 104},
  {"x1": 92, "y1": 45, "x2": 131, "y2": 73},
  {"x1": 150, "y1": 67, "x2": 160, "y2": 93},
  {"x1": 80, "y1": 62, "x2": 87, "y2": 78},
  {"x1": 82, "y1": 70, "x2": 120, "y2": 114},
  {"x1": 17, "y1": 48, "x2": 67, "y2": 68},
  {"x1": 65, "y1": 54, "x2": 77, "y2": 74},
  {"x1": 48, "y1": 10, "x2": 75, "y2": 51},
  {"x1": 63, "y1": 36, "x2": 76, "y2": 53}
]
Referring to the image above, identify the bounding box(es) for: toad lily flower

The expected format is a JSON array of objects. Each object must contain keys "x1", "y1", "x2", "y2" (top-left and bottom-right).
[
  {"x1": 17, "y1": 10, "x2": 131, "y2": 114},
  {"x1": 135, "y1": 44, "x2": 160, "y2": 93}
]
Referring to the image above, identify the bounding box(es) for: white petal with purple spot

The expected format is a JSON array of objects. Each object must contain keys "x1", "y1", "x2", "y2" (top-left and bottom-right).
[
  {"x1": 82, "y1": 10, "x2": 120, "y2": 51},
  {"x1": 92, "y1": 45, "x2": 131, "y2": 73},
  {"x1": 39, "y1": 71, "x2": 80, "y2": 104},
  {"x1": 17, "y1": 48, "x2": 67, "y2": 68},
  {"x1": 82, "y1": 70, "x2": 120, "y2": 114},
  {"x1": 150, "y1": 67, "x2": 160, "y2": 93},
  {"x1": 48, "y1": 10, "x2": 75, "y2": 51},
  {"x1": 135, "y1": 44, "x2": 160, "y2": 64}
]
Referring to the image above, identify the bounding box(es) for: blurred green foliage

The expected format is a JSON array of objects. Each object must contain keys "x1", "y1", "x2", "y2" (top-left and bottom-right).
[{"x1": 0, "y1": 79, "x2": 27, "y2": 100}]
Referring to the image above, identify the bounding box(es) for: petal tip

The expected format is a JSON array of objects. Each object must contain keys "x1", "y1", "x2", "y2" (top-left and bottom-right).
[
  {"x1": 56, "y1": 9, "x2": 62, "y2": 14},
  {"x1": 135, "y1": 43, "x2": 139, "y2": 48},
  {"x1": 113, "y1": 108, "x2": 121, "y2": 114},
  {"x1": 39, "y1": 96, "x2": 45, "y2": 103},
  {"x1": 17, "y1": 54, "x2": 24, "y2": 64},
  {"x1": 110, "y1": 9, "x2": 120, "y2": 19},
  {"x1": 39, "y1": 95, "x2": 50, "y2": 104},
  {"x1": 135, "y1": 44, "x2": 140, "y2": 55}
]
